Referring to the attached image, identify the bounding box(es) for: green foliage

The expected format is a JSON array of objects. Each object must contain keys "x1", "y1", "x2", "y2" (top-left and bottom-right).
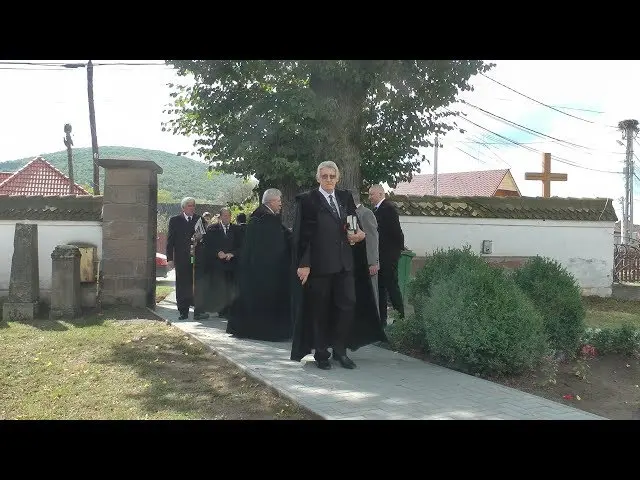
[
  {"x1": 511, "y1": 256, "x2": 586, "y2": 357},
  {"x1": 163, "y1": 60, "x2": 494, "y2": 194},
  {"x1": 228, "y1": 195, "x2": 260, "y2": 221},
  {"x1": 157, "y1": 189, "x2": 176, "y2": 203},
  {"x1": 421, "y1": 262, "x2": 548, "y2": 377},
  {"x1": 157, "y1": 213, "x2": 170, "y2": 235},
  {"x1": 0, "y1": 146, "x2": 255, "y2": 205},
  {"x1": 582, "y1": 325, "x2": 640, "y2": 356},
  {"x1": 385, "y1": 314, "x2": 426, "y2": 356},
  {"x1": 407, "y1": 245, "x2": 486, "y2": 321}
]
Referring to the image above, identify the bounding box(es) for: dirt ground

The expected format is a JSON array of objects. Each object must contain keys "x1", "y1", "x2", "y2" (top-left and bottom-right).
[
  {"x1": 392, "y1": 344, "x2": 640, "y2": 420},
  {"x1": 490, "y1": 353, "x2": 640, "y2": 420}
]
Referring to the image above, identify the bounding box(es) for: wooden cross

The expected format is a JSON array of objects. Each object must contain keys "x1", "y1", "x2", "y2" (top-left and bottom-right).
[{"x1": 525, "y1": 153, "x2": 568, "y2": 198}]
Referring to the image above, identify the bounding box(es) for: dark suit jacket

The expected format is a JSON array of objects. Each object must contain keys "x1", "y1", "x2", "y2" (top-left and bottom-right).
[
  {"x1": 297, "y1": 188, "x2": 357, "y2": 276},
  {"x1": 204, "y1": 222, "x2": 243, "y2": 272},
  {"x1": 166, "y1": 213, "x2": 201, "y2": 267},
  {"x1": 374, "y1": 199, "x2": 404, "y2": 264}
]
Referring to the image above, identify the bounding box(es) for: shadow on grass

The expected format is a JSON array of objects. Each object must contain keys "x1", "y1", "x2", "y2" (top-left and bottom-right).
[
  {"x1": 97, "y1": 330, "x2": 315, "y2": 420},
  {"x1": 0, "y1": 306, "x2": 160, "y2": 331}
]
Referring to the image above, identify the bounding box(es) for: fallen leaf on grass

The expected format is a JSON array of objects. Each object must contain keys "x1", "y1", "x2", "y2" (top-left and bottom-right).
[{"x1": 576, "y1": 395, "x2": 581, "y2": 401}]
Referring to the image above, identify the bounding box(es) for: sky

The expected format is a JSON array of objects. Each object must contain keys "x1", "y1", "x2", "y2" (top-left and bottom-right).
[{"x1": 0, "y1": 59, "x2": 637, "y2": 221}]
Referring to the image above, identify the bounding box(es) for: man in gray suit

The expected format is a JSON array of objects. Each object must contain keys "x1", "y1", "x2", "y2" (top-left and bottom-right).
[{"x1": 352, "y1": 190, "x2": 380, "y2": 311}]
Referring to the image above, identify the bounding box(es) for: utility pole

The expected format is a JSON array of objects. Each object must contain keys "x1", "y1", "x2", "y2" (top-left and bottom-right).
[
  {"x1": 619, "y1": 119, "x2": 639, "y2": 244},
  {"x1": 619, "y1": 196, "x2": 625, "y2": 245},
  {"x1": 87, "y1": 60, "x2": 100, "y2": 195},
  {"x1": 434, "y1": 133, "x2": 439, "y2": 195},
  {"x1": 63, "y1": 124, "x2": 74, "y2": 194}
]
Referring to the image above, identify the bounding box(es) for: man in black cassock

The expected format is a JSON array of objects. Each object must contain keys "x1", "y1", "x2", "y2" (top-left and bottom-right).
[
  {"x1": 290, "y1": 161, "x2": 388, "y2": 370},
  {"x1": 203, "y1": 207, "x2": 242, "y2": 317},
  {"x1": 226, "y1": 188, "x2": 293, "y2": 341}
]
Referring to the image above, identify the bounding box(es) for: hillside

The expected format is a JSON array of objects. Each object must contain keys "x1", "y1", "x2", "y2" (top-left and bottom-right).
[{"x1": 0, "y1": 146, "x2": 255, "y2": 204}]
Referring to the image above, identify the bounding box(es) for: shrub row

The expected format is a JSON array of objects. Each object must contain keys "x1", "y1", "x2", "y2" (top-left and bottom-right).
[{"x1": 389, "y1": 246, "x2": 593, "y2": 377}]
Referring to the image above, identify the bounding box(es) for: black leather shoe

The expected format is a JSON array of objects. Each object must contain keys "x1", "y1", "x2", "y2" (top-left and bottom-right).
[
  {"x1": 316, "y1": 359, "x2": 332, "y2": 370},
  {"x1": 333, "y1": 354, "x2": 356, "y2": 369}
]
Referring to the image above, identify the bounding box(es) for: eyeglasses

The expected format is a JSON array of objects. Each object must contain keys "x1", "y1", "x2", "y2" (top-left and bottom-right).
[{"x1": 320, "y1": 174, "x2": 336, "y2": 180}]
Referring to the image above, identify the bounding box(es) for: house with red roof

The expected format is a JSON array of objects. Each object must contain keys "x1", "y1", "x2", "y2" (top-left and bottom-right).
[
  {"x1": 393, "y1": 168, "x2": 521, "y2": 198},
  {"x1": 0, "y1": 156, "x2": 90, "y2": 196}
]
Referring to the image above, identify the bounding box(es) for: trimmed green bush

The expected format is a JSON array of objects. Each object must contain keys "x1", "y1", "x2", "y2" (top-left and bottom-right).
[
  {"x1": 407, "y1": 246, "x2": 488, "y2": 321},
  {"x1": 385, "y1": 314, "x2": 426, "y2": 355},
  {"x1": 511, "y1": 256, "x2": 586, "y2": 357},
  {"x1": 582, "y1": 325, "x2": 640, "y2": 356},
  {"x1": 420, "y1": 262, "x2": 548, "y2": 377}
]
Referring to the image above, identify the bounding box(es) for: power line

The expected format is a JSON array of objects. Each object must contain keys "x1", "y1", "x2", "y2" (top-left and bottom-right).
[
  {"x1": 469, "y1": 97, "x2": 607, "y2": 114},
  {"x1": 0, "y1": 61, "x2": 168, "y2": 67},
  {"x1": 479, "y1": 72, "x2": 603, "y2": 125},
  {"x1": 462, "y1": 100, "x2": 596, "y2": 151},
  {"x1": 446, "y1": 107, "x2": 622, "y2": 174}
]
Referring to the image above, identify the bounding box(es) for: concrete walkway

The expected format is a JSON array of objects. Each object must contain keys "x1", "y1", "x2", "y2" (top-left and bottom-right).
[{"x1": 152, "y1": 292, "x2": 604, "y2": 420}]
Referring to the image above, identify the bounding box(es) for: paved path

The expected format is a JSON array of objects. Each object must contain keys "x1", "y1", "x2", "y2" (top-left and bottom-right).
[{"x1": 152, "y1": 292, "x2": 604, "y2": 420}]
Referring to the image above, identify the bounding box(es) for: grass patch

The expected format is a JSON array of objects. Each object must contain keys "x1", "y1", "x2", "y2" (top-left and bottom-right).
[
  {"x1": 584, "y1": 296, "x2": 640, "y2": 329},
  {"x1": 0, "y1": 310, "x2": 318, "y2": 420},
  {"x1": 155, "y1": 286, "x2": 173, "y2": 303}
]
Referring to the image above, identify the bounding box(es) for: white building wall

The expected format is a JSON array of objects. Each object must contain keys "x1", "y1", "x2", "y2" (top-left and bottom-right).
[
  {"x1": 400, "y1": 216, "x2": 614, "y2": 297},
  {"x1": 0, "y1": 220, "x2": 102, "y2": 298}
]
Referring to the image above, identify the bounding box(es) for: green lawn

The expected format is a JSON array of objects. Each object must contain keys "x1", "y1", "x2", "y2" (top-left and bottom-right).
[
  {"x1": 155, "y1": 286, "x2": 174, "y2": 303},
  {"x1": 0, "y1": 310, "x2": 316, "y2": 420},
  {"x1": 584, "y1": 296, "x2": 640, "y2": 329}
]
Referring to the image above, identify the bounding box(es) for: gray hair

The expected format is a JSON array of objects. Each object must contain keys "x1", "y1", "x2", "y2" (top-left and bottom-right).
[
  {"x1": 369, "y1": 184, "x2": 385, "y2": 195},
  {"x1": 181, "y1": 197, "x2": 196, "y2": 208},
  {"x1": 262, "y1": 188, "x2": 282, "y2": 204},
  {"x1": 220, "y1": 207, "x2": 231, "y2": 215},
  {"x1": 316, "y1": 161, "x2": 340, "y2": 181}
]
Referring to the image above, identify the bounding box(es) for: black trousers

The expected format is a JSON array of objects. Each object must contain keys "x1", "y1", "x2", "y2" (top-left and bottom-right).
[
  {"x1": 175, "y1": 262, "x2": 194, "y2": 316},
  {"x1": 306, "y1": 270, "x2": 356, "y2": 361},
  {"x1": 378, "y1": 257, "x2": 404, "y2": 323},
  {"x1": 176, "y1": 262, "x2": 207, "y2": 316}
]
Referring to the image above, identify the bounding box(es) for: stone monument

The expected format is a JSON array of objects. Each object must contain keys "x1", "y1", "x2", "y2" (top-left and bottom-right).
[
  {"x1": 50, "y1": 244, "x2": 82, "y2": 319},
  {"x1": 3, "y1": 223, "x2": 40, "y2": 321}
]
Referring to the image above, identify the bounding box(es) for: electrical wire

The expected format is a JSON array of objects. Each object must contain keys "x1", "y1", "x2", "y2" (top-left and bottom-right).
[
  {"x1": 462, "y1": 100, "x2": 598, "y2": 151},
  {"x1": 445, "y1": 107, "x2": 622, "y2": 174},
  {"x1": 479, "y1": 72, "x2": 603, "y2": 125}
]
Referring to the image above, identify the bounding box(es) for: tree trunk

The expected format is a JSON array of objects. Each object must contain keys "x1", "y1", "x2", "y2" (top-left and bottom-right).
[
  {"x1": 309, "y1": 71, "x2": 367, "y2": 195},
  {"x1": 280, "y1": 180, "x2": 300, "y2": 229}
]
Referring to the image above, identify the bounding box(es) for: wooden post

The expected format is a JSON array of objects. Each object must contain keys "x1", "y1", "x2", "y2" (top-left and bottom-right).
[
  {"x1": 524, "y1": 153, "x2": 568, "y2": 198},
  {"x1": 87, "y1": 60, "x2": 100, "y2": 195},
  {"x1": 63, "y1": 124, "x2": 74, "y2": 194}
]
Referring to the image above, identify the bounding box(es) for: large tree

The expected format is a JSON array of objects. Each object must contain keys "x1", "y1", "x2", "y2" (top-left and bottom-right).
[{"x1": 163, "y1": 60, "x2": 493, "y2": 224}]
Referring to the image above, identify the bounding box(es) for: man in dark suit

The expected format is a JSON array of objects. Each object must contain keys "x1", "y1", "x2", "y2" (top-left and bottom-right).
[
  {"x1": 166, "y1": 197, "x2": 209, "y2": 321},
  {"x1": 369, "y1": 184, "x2": 405, "y2": 324},
  {"x1": 291, "y1": 161, "x2": 386, "y2": 371}
]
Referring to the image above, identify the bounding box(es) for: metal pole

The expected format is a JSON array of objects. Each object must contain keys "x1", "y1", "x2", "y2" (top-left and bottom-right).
[{"x1": 434, "y1": 133, "x2": 439, "y2": 196}]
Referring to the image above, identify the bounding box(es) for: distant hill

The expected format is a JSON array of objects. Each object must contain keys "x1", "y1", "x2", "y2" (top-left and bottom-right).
[{"x1": 0, "y1": 146, "x2": 255, "y2": 204}]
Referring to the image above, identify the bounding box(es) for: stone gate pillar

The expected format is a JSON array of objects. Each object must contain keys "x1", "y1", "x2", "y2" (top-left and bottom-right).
[{"x1": 98, "y1": 158, "x2": 163, "y2": 309}]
